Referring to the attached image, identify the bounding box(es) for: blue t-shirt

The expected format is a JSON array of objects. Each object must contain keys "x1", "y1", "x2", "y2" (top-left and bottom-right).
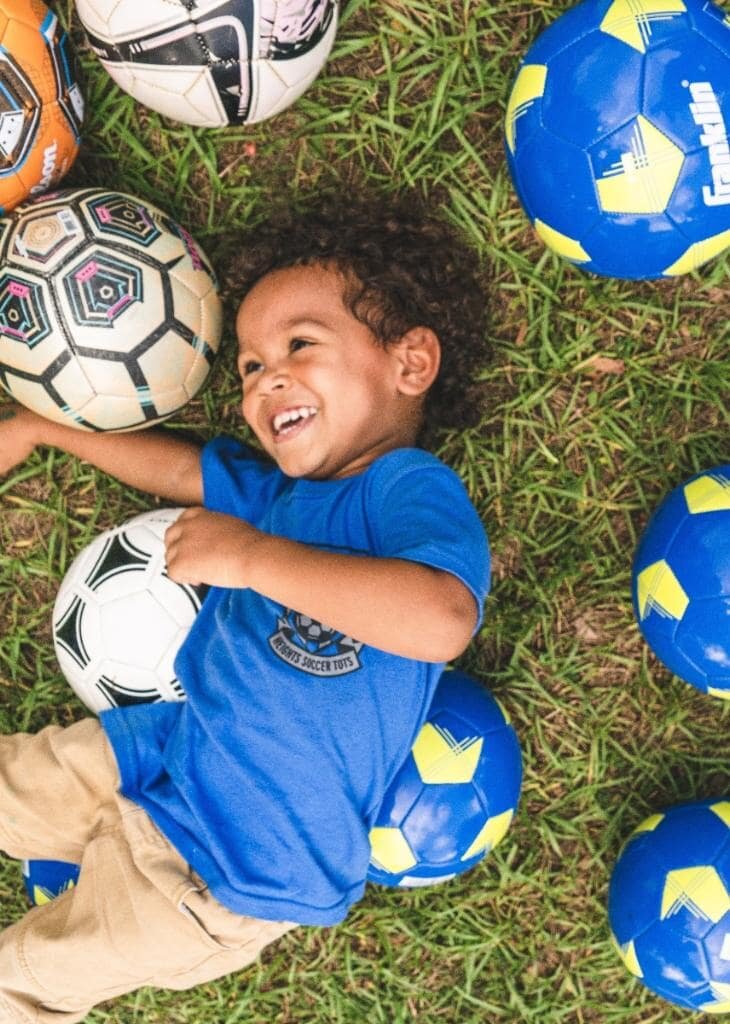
[{"x1": 101, "y1": 438, "x2": 490, "y2": 925}]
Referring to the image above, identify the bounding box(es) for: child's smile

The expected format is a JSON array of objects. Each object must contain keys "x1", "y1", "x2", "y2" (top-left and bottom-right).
[{"x1": 236, "y1": 264, "x2": 426, "y2": 480}]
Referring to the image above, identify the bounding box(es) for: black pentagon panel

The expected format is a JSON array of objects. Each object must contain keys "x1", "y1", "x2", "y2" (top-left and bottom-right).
[
  {"x1": 63, "y1": 251, "x2": 143, "y2": 328},
  {"x1": 96, "y1": 676, "x2": 161, "y2": 708},
  {"x1": 0, "y1": 272, "x2": 52, "y2": 347},
  {"x1": 263, "y1": 0, "x2": 336, "y2": 60},
  {"x1": 84, "y1": 533, "x2": 150, "y2": 591},
  {"x1": 54, "y1": 596, "x2": 89, "y2": 670},
  {"x1": 0, "y1": 52, "x2": 40, "y2": 174},
  {"x1": 86, "y1": 194, "x2": 161, "y2": 247}
]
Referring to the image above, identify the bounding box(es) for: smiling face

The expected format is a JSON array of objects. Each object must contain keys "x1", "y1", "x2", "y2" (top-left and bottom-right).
[{"x1": 236, "y1": 263, "x2": 437, "y2": 480}]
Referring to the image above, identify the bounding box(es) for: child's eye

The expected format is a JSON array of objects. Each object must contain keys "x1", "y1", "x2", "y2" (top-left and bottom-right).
[
  {"x1": 241, "y1": 359, "x2": 262, "y2": 376},
  {"x1": 290, "y1": 338, "x2": 312, "y2": 353}
]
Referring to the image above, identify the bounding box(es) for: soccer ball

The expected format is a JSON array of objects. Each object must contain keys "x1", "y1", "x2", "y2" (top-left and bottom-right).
[
  {"x1": 0, "y1": 187, "x2": 222, "y2": 431},
  {"x1": 292, "y1": 612, "x2": 339, "y2": 650},
  {"x1": 608, "y1": 798, "x2": 730, "y2": 1012},
  {"x1": 632, "y1": 466, "x2": 730, "y2": 699},
  {"x1": 0, "y1": 1, "x2": 83, "y2": 212},
  {"x1": 74, "y1": 0, "x2": 339, "y2": 127},
  {"x1": 504, "y1": 0, "x2": 730, "y2": 279},
  {"x1": 53, "y1": 508, "x2": 206, "y2": 713},
  {"x1": 22, "y1": 858, "x2": 80, "y2": 906},
  {"x1": 367, "y1": 669, "x2": 522, "y2": 888}
]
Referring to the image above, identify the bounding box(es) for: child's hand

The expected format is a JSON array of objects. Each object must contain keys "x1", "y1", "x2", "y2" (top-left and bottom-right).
[
  {"x1": 164, "y1": 507, "x2": 258, "y2": 588},
  {"x1": 0, "y1": 404, "x2": 41, "y2": 477}
]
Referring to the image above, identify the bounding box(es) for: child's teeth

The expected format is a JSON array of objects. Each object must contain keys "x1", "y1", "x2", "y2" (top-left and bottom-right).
[{"x1": 274, "y1": 407, "x2": 317, "y2": 433}]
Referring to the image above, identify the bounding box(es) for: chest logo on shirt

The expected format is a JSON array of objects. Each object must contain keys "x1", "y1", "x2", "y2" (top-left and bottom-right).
[{"x1": 268, "y1": 609, "x2": 363, "y2": 676}]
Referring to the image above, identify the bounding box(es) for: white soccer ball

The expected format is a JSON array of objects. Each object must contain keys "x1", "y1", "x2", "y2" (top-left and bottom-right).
[
  {"x1": 53, "y1": 509, "x2": 205, "y2": 713},
  {"x1": 0, "y1": 187, "x2": 222, "y2": 431},
  {"x1": 74, "y1": 0, "x2": 339, "y2": 127}
]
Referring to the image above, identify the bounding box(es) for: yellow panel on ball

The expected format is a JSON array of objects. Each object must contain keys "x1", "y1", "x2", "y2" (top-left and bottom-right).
[
  {"x1": 412, "y1": 722, "x2": 482, "y2": 784},
  {"x1": 368, "y1": 827, "x2": 417, "y2": 875},
  {"x1": 599, "y1": 0, "x2": 687, "y2": 53}
]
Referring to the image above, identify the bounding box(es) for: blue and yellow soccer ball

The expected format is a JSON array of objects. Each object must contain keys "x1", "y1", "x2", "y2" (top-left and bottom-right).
[
  {"x1": 504, "y1": 0, "x2": 730, "y2": 279},
  {"x1": 367, "y1": 670, "x2": 522, "y2": 888},
  {"x1": 608, "y1": 799, "x2": 730, "y2": 1012},
  {"x1": 632, "y1": 466, "x2": 730, "y2": 700},
  {"x1": 22, "y1": 858, "x2": 80, "y2": 906}
]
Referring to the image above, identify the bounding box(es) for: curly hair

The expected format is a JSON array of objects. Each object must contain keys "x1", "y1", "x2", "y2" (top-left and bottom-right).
[{"x1": 225, "y1": 191, "x2": 490, "y2": 438}]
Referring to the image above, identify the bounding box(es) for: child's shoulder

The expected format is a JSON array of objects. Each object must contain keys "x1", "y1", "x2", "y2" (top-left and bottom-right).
[{"x1": 366, "y1": 446, "x2": 472, "y2": 501}]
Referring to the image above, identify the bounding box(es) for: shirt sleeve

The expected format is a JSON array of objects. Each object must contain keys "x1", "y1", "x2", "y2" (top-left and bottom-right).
[
  {"x1": 201, "y1": 436, "x2": 284, "y2": 521},
  {"x1": 367, "y1": 450, "x2": 490, "y2": 633}
]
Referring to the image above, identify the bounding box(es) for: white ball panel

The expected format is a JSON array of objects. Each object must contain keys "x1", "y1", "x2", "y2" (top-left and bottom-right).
[
  {"x1": 200, "y1": 290, "x2": 223, "y2": 349},
  {"x1": 249, "y1": 9, "x2": 337, "y2": 121},
  {"x1": 105, "y1": 63, "x2": 228, "y2": 126},
  {"x1": 75, "y1": 0, "x2": 195, "y2": 39},
  {"x1": 74, "y1": 355, "x2": 137, "y2": 399},
  {"x1": 124, "y1": 507, "x2": 184, "y2": 537},
  {"x1": 148, "y1": 575, "x2": 201, "y2": 630},
  {"x1": 96, "y1": 659, "x2": 164, "y2": 696},
  {"x1": 137, "y1": 330, "x2": 211, "y2": 402},
  {"x1": 74, "y1": 393, "x2": 152, "y2": 431},
  {"x1": 99, "y1": 591, "x2": 180, "y2": 668},
  {"x1": 168, "y1": 258, "x2": 219, "y2": 304},
  {"x1": 183, "y1": 352, "x2": 214, "y2": 400},
  {"x1": 0, "y1": 329, "x2": 66, "y2": 376},
  {"x1": 164, "y1": 284, "x2": 202, "y2": 336}
]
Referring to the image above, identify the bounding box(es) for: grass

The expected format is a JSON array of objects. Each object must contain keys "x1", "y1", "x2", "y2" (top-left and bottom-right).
[{"x1": 1, "y1": 0, "x2": 729, "y2": 1020}]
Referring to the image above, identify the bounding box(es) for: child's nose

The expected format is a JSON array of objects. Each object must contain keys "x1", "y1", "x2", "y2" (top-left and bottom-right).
[{"x1": 261, "y1": 365, "x2": 291, "y2": 392}]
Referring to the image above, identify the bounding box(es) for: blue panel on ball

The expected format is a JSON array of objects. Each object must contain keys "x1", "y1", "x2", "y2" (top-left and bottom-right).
[
  {"x1": 704, "y1": 910, "x2": 730, "y2": 985},
  {"x1": 519, "y1": 1, "x2": 604, "y2": 65},
  {"x1": 636, "y1": 924, "x2": 712, "y2": 1008},
  {"x1": 505, "y1": 147, "x2": 536, "y2": 221},
  {"x1": 633, "y1": 484, "x2": 690, "y2": 569},
  {"x1": 669, "y1": 510, "x2": 730, "y2": 599},
  {"x1": 608, "y1": 832, "x2": 670, "y2": 941},
  {"x1": 402, "y1": 783, "x2": 485, "y2": 870},
  {"x1": 643, "y1": 35, "x2": 730, "y2": 152},
  {"x1": 669, "y1": 149, "x2": 730, "y2": 240},
  {"x1": 542, "y1": 34, "x2": 643, "y2": 149},
  {"x1": 513, "y1": 132, "x2": 600, "y2": 237},
  {"x1": 582, "y1": 210, "x2": 684, "y2": 278},
  {"x1": 692, "y1": 0, "x2": 730, "y2": 58},
  {"x1": 374, "y1": 754, "x2": 422, "y2": 827},
  {"x1": 428, "y1": 669, "x2": 510, "y2": 732},
  {"x1": 473, "y1": 728, "x2": 523, "y2": 815},
  {"x1": 676, "y1": 599, "x2": 730, "y2": 690}
]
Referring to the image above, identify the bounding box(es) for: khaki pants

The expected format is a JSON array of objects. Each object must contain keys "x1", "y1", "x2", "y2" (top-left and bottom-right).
[{"x1": 0, "y1": 718, "x2": 293, "y2": 1023}]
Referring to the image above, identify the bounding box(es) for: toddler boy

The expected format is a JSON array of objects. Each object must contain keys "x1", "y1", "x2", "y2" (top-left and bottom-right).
[{"x1": 0, "y1": 194, "x2": 490, "y2": 1021}]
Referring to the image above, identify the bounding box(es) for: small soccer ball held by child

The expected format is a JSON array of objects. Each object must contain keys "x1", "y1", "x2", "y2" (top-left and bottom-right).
[{"x1": 0, "y1": 191, "x2": 492, "y2": 1021}]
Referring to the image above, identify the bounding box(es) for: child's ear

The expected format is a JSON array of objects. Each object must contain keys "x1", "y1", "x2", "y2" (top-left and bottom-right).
[{"x1": 392, "y1": 326, "x2": 441, "y2": 396}]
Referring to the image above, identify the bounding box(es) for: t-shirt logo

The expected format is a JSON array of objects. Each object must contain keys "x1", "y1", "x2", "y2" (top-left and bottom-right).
[{"x1": 268, "y1": 609, "x2": 363, "y2": 676}]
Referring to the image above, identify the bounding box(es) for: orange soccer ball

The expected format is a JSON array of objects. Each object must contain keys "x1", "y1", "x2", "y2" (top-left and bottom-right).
[{"x1": 0, "y1": 1, "x2": 83, "y2": 212}]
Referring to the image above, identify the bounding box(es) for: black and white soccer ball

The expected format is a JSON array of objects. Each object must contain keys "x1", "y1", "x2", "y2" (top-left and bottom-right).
[
  {"x1": 74, "y1": 0, "x2": 339, "y2": 127},
  {"x1": 293, "y1": 612, "x2": 338, "y2": 649},
  {"x1": 53, "y1": 509, "x2": 206, "y2": 712},
  {"x1": 0, "y1": 187, "x2": 222, "y2": 430}
]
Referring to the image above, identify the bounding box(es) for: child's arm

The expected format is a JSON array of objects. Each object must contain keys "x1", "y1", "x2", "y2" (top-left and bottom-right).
[
  {"x1": 0, "y1": 404, "x2": 203, "y2": 505},
  {"x1": 165, "y1": 508, "x2": 478, "y2": 663}
]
